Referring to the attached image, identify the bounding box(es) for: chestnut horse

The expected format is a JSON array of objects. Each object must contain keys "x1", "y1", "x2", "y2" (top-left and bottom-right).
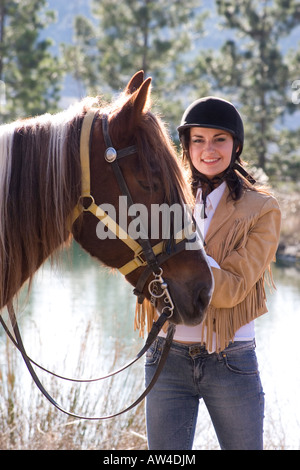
[
  {"x1": 0, "y1": 72, "x2": 213, "y2": 418},
  {"x1": 0, "y1": 71, "x2": 212, "y2": 328}
]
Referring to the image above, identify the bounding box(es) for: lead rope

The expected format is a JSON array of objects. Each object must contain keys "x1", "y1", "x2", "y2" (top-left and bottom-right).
[
  {"x1": 0, "y1": 242, "x2": 184, "y2": 386},
  {"x1": 0, "y1": 304, "x2": 167, "y2": 383},
  {"x1": 4, "y1": 301, "x2": 175, "y2": 420}
]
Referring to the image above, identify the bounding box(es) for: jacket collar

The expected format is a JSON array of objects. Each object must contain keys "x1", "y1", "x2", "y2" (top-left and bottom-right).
[{"x1": 204, "y1": 184, "x2": 236, "y2": 244}]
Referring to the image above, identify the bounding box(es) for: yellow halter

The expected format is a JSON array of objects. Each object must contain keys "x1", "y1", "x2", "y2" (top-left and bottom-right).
[{"x1": 71, "y1": 108, "x2": 192, "y2": 276}]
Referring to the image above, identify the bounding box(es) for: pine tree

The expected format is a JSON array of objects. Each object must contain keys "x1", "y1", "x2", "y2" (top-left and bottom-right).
[
  {"x1": 192, "y1": 0, "x2": 300, "y2": 174},
  {"x1": 62, "y1": 0, "x2": 208, "y2": 136},
  {"x1": 0, "y1": 0, "x2": 63, "y2": 123}
]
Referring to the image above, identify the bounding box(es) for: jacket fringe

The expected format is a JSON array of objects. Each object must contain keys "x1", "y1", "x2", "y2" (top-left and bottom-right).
[
  {"x1": 201, "y1": 276, "x2": 267, "y2": 352},
  {"x1": 134, "y1": 298, "x2": 158, "y2": 338},
  {"x1": 204, "y1": 212, "x2": 274, "y2": 351}
]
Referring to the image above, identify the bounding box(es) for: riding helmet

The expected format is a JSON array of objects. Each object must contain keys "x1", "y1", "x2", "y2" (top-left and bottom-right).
[{"x1": 177, "y1": 96, "x2": 244, "y2": 158}]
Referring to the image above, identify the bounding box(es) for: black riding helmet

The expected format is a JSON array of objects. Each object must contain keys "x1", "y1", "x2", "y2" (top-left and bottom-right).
[
  {"x1": 177, "y1": 96, "x2": 255, "y2": 184},
  {"x1": 177, "y1": 96, "x2": 244, "y2": 159}
]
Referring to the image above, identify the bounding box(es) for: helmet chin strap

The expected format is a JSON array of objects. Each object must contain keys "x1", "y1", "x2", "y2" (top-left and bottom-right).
[
  {"x1": 232, "y1": 162, "x2": 256, "y2": 185},
  {"x1": 229, "y1": 139, "x2": 256, "y2": 185}
]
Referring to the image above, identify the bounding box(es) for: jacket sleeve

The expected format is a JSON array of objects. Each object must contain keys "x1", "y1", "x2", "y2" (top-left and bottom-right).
[{"x1": 210, "y1": 197, "x2": 281, "y2": 309}]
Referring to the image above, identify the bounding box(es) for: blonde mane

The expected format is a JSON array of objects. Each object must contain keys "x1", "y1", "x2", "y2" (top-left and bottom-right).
[{"x1": 0, "y1": 98, "x2": 100, "y2": 308}]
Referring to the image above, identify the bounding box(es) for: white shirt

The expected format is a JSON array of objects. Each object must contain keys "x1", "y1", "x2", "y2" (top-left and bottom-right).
[{"x1": 159, "y1": 182, "x2": 255, "y2": 351}]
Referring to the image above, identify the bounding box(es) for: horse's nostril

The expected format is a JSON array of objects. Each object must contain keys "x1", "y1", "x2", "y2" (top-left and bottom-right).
[{"x1": 195, "y1": 284, "x2": 212, "y2": 312}]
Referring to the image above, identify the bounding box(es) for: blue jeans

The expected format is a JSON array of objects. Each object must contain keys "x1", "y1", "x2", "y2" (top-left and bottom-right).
[{"x1": 145, "y1": 338, "x2": 264, "y2": 450}]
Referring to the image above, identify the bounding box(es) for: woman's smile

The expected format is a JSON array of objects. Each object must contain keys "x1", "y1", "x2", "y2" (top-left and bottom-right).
[{"x1": 202, "y1": 157, "x2": 221, "y2": 164}]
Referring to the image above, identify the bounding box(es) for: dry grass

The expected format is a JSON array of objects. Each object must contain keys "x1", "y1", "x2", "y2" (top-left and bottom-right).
[
  {"x1": 0, "y1": 323, "x2": 296, "y2": 450},
  {"x1": 0, "y1": 320, "x2": 148, "y2": 450}
]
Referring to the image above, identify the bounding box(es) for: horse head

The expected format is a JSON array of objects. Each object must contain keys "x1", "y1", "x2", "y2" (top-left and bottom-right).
[{"x1": 73, "y1": 72, "x2": 213, "y2": 328}]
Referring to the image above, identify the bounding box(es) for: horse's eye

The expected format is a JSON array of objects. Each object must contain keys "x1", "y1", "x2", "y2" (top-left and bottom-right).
[{"x1": 138, "y1": 179, "x2": 159, "y2": 192}]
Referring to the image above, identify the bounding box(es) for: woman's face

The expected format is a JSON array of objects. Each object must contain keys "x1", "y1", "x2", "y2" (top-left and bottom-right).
[{"x1": 189, "y1": 127, "x2": 234, "y2": 179}]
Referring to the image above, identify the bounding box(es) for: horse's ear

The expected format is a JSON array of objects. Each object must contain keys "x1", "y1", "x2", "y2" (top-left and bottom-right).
[
  {"x1": 114, "y1": 76, "x2": 151, "y2": 136},
  {"x1": 125, "y1": 70, "x2": 145, "y2": 94},
  {"x1": 131, "y1": 76, "x2": 152, "y2": 117}
]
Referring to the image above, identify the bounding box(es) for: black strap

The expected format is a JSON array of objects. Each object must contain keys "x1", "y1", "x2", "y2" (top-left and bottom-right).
[
  {"x1": 101, "y1": 113, "x2": 136, "y2": 159},
  {"x1": 0, "y1": 307, "x2": 169, "y2": 383},
  {"x1": 102, "y1": 114, "x2": 162, "y2": 276},
  {"x1": 233, "y1": 162, "x2": 256, "y2": 185},
  {"x1": 4, "y1": 302, "x2": 175, "y2": 420}
]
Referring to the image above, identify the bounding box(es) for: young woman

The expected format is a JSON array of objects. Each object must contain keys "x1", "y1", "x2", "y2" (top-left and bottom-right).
[{"x1": 145, "y1": 96, "x2": 281, "y2": 450}]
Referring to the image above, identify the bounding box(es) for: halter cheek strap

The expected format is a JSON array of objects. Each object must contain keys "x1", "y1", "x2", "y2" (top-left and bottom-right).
[{"x1": 70, "y1": 108, "x2": 143, "y2": 256}]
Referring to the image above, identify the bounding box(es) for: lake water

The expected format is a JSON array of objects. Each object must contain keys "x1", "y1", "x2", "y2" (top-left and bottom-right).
[{"x1": 0, "y1": 243, "x2": 299, "y2": 450}]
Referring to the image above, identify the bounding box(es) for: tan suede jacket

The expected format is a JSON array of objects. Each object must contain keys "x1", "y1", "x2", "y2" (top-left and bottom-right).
[{"x1": 203, "y1": 184, "x2": 281, "y2": 351}]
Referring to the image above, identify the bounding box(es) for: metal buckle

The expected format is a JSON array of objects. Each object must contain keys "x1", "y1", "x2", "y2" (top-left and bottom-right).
[
  {"x1": 78, "y1": 195, "x2": 95, "y2": 211},
  {"x1": 134, "y1": 251, "x2": 147, "y2": 268}
]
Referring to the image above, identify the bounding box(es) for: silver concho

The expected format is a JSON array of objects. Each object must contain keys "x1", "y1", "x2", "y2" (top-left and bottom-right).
[{"x1": 105, "y1": 147, "x2": 117, "y2": 162}]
